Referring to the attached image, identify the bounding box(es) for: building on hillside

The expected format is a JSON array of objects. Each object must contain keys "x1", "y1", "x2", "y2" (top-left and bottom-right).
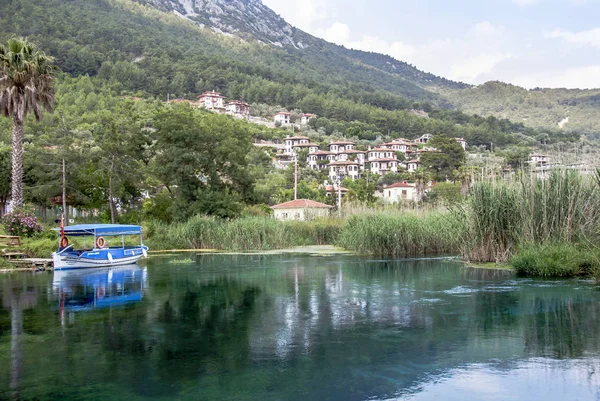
[
  {"x1": 369, "y1": 159, "x2": 399, "y2": 175},
  {"x1": 381, "y1": 139, "x2": 413, "y2": 153},
  {"x1": 284, "y1": 136, "x2": 310, "y2": 155},
  {"x1": 292, "y1": 142, "x2": 320, "y2": 154},
  {"x1": 308, "y1": 150, "x2": 336, "y2": 169},
  {"x1": 328, "y1": 161, "x2": 361, "y2": 180},
  {"x1": 225, "y1": 100, "x2": 250, "y2": 118},
  {"x1": 274, "y1": 112, "x2": 292, "y2": 126},
  {"x1": 328, "y1": 141, "x2": 355, "y2": 153},
  {"x1": 300, "y1": 113, "x2": 317, "y2": 125},
  {"x1": 198, "y1": 91, "x2": 225, "y2": 111},
  {"x1": 530, "y1": 153, "x2": 549, "y2": 166},
  {"x1": 406, "y1": 159, "x2": 420, "y2": 172},
  {"x1": 455, "y1": 137, "x2": 467, "y2": 150},
  {"x1": 272, "y1": 199, "x2": 332, "y2": 221},
  {"x1": 337, "y1": 149, "x2": 366, "y2": 165},
  {"x1": 367, "y1": 148, "x2": 397, "y2": 161},
  {"x1": 415, "y1": 134, "x2": 433, "y2": 144}
]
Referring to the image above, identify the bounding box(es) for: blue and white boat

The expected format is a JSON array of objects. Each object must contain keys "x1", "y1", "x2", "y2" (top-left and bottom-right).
[{"x1": 52, "y1": 224, "x2": 148, "y2": 270}]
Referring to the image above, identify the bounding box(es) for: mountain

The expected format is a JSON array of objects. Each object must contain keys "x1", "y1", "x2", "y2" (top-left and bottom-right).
[
  {"x1": 0, "y1": 0, "x2": 597, "y2": 138},
  {"x1": 134, "y1": 0, "x2": 600, "y2": 133}
]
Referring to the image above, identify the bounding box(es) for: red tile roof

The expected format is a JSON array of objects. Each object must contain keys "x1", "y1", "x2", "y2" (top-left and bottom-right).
[
  {"x1": 272, "y1": 199, "x2": 333, "y2": 209},
  {"x1": 293, "y1": 143, "x2": 319, "y2": 147},
  {"x1": 310, "y1": 150, "x2": 334, "y2": 155},
  {"x1": 329, "y1": 161, "x2": 360, "y2": 166},
  {"x1": 369, "y1": 158, "x2": 398, "y2": 162},
  {"x1": 286, "y1": 136, "x2": 310, "y2": 140},
  {"x1": 329, "y1": 141, "x2": 355, "y2": 145}
]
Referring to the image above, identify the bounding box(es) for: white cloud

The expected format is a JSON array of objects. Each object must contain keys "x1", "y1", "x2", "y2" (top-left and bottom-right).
[
  {"x1": 262, "y1": 0, "x2": 336, "y2": 32},
  {"x1": 512, "y1": 0, "x2": 540, "y2": 6},
  {"x1": 512, "y1": 65, "x2": 600, "y2": 88},
  {"x1": 450, "y1": 53, "x2": 514, "y2": 82},
  {"x1": 545, "y1": 27, "x2": 600, "y2": 47}
]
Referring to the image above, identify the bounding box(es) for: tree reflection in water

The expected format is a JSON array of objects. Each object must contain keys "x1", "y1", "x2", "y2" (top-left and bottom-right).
[{"x1": 0, "y1": 255, "x2": 598, "y2": 400}]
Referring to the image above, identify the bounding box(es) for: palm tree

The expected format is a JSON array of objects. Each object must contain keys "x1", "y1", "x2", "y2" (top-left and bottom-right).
[
  {"x1": 412, "y1": 168, "x2": 430, "y2": 202},
  {"x1": 0, "y1": 38, "x2": 56, "y2": 207}
]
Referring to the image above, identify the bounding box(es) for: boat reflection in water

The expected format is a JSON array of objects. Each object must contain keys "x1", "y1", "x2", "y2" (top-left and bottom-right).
[{"x1": 53, "y1": 265, "x2": 148, "y2": 314}]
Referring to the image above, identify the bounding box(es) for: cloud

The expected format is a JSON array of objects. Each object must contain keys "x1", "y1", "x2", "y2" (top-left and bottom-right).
[
  {"x1": 512, "y1": 65, "x2": 600, "y2": 88},
  {"x1": 450, "y1": 53, "x2": 514, "y2": 82},
  {"x1": 512, "y1": 0, "x2": 540, "y2": 6},
  {"x1": 262, "y1": 0, "x2": 336, "y2": 32},
  {"x1": 545, "y1": 27, "x2": 600, "y2": 47}
]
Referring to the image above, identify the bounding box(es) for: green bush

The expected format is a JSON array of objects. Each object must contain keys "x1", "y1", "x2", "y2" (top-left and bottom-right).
[{"x1": 510, "y1": 243, "x2": 600, "y2": 278}]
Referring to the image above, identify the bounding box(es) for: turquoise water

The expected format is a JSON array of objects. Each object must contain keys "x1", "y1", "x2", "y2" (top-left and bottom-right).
[{"x1": 1, "y1": 254, "x2": 599, "y2": 400}]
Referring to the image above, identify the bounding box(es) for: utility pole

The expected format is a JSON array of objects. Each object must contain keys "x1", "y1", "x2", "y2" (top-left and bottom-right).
[
  {"x1": 294, "y1": 157, "x2": 298, "y2": 200},
  {"x1": 62, "y1": 157, "x2": 67, "y2": 226},
  {"x1": 337, "y1": 176, "x2": 342, "y2": 218}
]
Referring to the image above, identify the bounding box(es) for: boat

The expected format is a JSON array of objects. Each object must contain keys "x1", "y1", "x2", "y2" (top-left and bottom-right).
[{"x1": 52, "y1": 224, "x2": 148, "y2": 270}]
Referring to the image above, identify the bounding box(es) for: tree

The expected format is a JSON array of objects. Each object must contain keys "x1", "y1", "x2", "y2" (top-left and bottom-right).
[
  {"x1": 420, "y1": 135, "x2": 466, "y2": 181},
  {"x1": 0, "y1": 38, "x2": 56, "y2": 207},
  {"x1": 412, "y1": 168, "x2": 431, "y2": 202}
]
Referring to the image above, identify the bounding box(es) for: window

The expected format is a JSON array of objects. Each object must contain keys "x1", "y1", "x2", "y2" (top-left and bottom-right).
[{"x1": 402, "y1": 190, "x2": 407, "y2": 199}]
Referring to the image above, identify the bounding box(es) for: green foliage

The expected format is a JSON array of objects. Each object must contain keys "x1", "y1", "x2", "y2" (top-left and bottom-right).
[
  {"x1": 337, "y1": 211, "x2": 463, "y2": 255},
  {"x1": 420, "y1": 135, "x2": 466, "y2": 180},
  {"x1": 21, "y1": 236, "x2": 56, "y2": 258},
  {"x1": 510, "y1": 243, "x2": 600, "y2": 278},
  {"x1": 428, "y1": 182, "x2": 462, "y2": 204}
]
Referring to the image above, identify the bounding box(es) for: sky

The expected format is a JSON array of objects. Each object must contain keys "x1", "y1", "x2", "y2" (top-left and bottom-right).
[{"x1": 262, "y1": 0, "x2": 600, "y2": 89}]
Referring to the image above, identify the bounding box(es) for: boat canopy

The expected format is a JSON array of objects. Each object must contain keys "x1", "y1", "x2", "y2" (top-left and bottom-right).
[{"x1": 54, "y1": 224, "x2": 143, "y2": 237}]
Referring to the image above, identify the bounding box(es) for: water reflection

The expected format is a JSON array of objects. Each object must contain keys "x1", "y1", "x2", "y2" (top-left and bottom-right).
[
  {"x1": 0, "y1": 255, "x2": 599, "y2": 400},
  {"x1": 52, "y1": 265, "x2": 148, "y2": 314}
]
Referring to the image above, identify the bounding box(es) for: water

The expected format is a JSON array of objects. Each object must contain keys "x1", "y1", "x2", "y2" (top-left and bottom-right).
[{"x1": 1, "y1": 254, "x2": 600, "y2": 401}]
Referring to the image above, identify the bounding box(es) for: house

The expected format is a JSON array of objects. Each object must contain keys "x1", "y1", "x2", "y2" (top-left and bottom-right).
[
  {"x1": 367, "y1": 148, "x2": 396, "y2": 161},
  {"x1": 530, "y1": 153, "x2": 549, "y2": 166},
  {"x1": 369, "y1": 158, "x2": 399, "y2": 175},
  {"x1": 225, "y1": 100, "x2": 250, "y2": 117},
  {"x1": 284, "y1": 136, "x2": 310, "y2": 155},
  {"x1": 292, "y1": 143, "x2": 320, "y2": 154},
  {"x1": 415, "y1": 134, "x2": 433, "y2": 144},
  {"x1": 272, "y1": 199, "x2": 332, "y2": 221},
  {"x1": 328, "y1": 141, "x2": 355, "y2": 154},
  {"x1": 455, "y1": 137, "x2": 467, "y2": 150},
  {"x1": 406, "y1": 159, "x2": 420, "y2": 172},
  {"x1": 328, "y1": 161, "x2": 361, "y2": 180},
  {"x1": 274, "y1": 112, "x2": 292, "y2": 126},
  {"x1": 198, "y1": 91, "x2": 225, "y2": 111},
  {"x1": 308, "y1": 150, "x2": 336, "y2": 169},
  {"x1": 300, "y1": 113, "x2": 317, "y2": 125},
  {"x1": 380, "y1": 182, "x2": 418, "y2": 203},
  {"x1": 381, "y1": 140, "x2": 413, "y2": 153}
]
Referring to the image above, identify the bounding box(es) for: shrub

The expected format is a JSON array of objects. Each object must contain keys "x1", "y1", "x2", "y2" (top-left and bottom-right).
[{"x1": 2, "y1": 208, "x2": 43, "y2": 238}]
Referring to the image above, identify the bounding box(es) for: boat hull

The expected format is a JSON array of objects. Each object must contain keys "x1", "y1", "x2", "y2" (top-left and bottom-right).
[{"x1": 52, "y1": 247, "x2": 148, "y2": 270}]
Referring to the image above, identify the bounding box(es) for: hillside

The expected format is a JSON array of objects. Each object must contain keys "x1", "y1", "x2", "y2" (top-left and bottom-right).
[{"x1": 0, "y1": 0, "x2": 595, "y2": 142}]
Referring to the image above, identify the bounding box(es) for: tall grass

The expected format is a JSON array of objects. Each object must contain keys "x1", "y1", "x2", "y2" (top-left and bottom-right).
[
  {"x1": 337, "y1": 211, "x2": 463, "y2": 255},
  {"x1": 458, "y1": 171, "x2": 600, "y2": 263},
  {"x1": 510, "y1": 243, "x2": 600, "y2": 278},
  {"x1": 145, "y1": 216, "x2": 343, "y2": 251}
]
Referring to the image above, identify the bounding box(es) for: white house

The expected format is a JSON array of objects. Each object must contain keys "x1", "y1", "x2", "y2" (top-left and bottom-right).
[
  {"x1": 328, "y1": 141, "x2": 355, "y2": 154},
  {"x1": 197, "y1": 91, "x2": 225, "y2": 110},
  {"x1": 328, "y1": 161, "x2": 361, "y2": 180},
  {"x1": 272, "y1": 199, "x2": 332, "y2": 221},
  {"x1": 367, "y1": 148, "x2": 396, "y2": 161},
  {"x1": 308, "y1": 150, "x2": 335, "y2": 169},
  {"x1": 225, "y1": 100, "x2": 250, "y2": 117},
  {"x1": 380, "y1": 182, "x2": 419, "y2": 203},
  {"x1": 415, "y1": 134, "x2": 433, "y2": 144},
  {"x1": 284, "y1": 136, "x2": 310, "y2": 155},
  {"x1": 293, "y1": 143, "x2": 320, "y2": 154},
  {"x1": 455, "y1": 137, "x2": 467, "y2": 150},
  {"x1": 300, "y1": 113, "x2": 317, "y2": 125},
  {"x1": 369, "y1": 158, "x2": 399, "y2": 175},
  {"x1": 530, "y1": 153, "x2": 549, "y2": 166},
  {"x1": 274, "y1": 112, "x2": 292, "y2": 125},
  {"x1": 406, "y1": 159, "x2": 420, "y2": 172}
]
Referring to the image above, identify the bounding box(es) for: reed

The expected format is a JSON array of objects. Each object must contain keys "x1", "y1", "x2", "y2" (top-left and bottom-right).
[
  {"x1": 336, "y1": 211, "x2": 463, "y2": 255},
  {"x1": 458, "y1": 170, "x2": 600, "y2": 263},
  {"x1": 145, "y1": 216, "x2": 344, "y2": 251},
  {"x1": 510, "y1": 243, "x2": 600, "y2": 278}
]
